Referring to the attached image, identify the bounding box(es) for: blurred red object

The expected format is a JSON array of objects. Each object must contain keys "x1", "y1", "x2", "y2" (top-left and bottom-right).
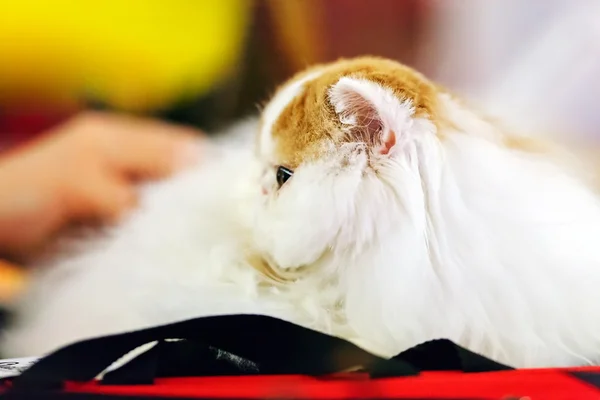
[
  {"x1": 0, "y1": 103, "x2": 79, "y2": 151},
  {"x1": 265, "y1": 0, "x2": 431, "y2": 76}
]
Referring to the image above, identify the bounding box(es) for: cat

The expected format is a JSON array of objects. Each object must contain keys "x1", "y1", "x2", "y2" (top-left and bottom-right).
[{"x1": 3, "y1": 56, "x2": 600, "y2": 369}]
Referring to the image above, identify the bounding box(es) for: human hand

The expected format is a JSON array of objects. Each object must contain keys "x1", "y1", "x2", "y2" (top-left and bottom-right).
[{"x1": 0, "y1": 111, "x2": 203, "y2": 260}]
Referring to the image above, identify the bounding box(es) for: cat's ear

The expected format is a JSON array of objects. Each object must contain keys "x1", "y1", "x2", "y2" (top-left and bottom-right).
[{"x1": 328, "y1": 77, "x2": 411, "y2": 155}]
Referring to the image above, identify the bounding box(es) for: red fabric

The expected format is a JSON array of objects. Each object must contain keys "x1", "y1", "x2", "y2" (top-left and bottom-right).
[{"x1": 51, "y1": 368, "x2": 600, "y2": 399}]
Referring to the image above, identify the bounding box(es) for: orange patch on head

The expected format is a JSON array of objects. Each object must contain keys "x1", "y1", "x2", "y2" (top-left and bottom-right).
[{"x1": 264, "y1": 56, "x2": 442, "y2": 168}]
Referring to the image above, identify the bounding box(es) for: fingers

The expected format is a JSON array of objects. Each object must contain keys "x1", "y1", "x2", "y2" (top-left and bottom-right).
[
  {"x1": 52, "y1": 111, "x2": 206, "y2": 224},
  {"x1": 0, "y1": 174, "x2": 66, "y2": 259},
  {"x1": 112, "y1": 128, "x2": 202, "y2": 180},
  {"x1": 65, "y1": 169, "x2": 139, "y2": 223},
  {"x1": 0, "y1": 111, "x2": 207, "y2": 259},
  {"x1": 77, "y1": 112, "x2": 204, "y2": 179}
]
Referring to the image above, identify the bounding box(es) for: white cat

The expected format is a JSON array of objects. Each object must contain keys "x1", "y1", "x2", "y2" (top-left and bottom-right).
[{"x1": 4, "y1": 56, "x2": 600, "y2": 369}]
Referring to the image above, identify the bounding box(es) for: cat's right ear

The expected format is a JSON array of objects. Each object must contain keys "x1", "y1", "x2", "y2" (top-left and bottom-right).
[{"x1": 328, "y1": 77, "x2": 414, "y2": 155}]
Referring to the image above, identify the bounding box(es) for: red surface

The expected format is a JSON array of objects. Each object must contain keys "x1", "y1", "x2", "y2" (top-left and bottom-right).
[{"x1": 51, "y1": 367, "x2": 600, "y2": 399}]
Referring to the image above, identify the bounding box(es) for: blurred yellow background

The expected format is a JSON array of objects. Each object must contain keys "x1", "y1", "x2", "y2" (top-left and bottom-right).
[{"x1": 0, "y1": 0, "x2": 251, "y2": 111}]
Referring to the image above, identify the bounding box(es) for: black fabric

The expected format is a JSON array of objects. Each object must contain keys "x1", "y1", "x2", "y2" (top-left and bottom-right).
[
  {"x1": 570, "y1": 371, "x2": 600, "y2": 389},
  {"x1": 152, "y1": 340, "x2": 260, "y2": 377},
  {"x1": 393, "y1": 339, "x2": 513, "y2": 372},
  {"x1": 102, "y1": 340, "x2": 262, "y2": 385},
  {"x1": 4, "y1": 314, "x2": 515, "y2": 397},
  {"x1": 9, "y1": 315, "x2": 418, "y2": 390},
  {"x1": 100, "y1": 341, "x2": 162, "y2": 386}
]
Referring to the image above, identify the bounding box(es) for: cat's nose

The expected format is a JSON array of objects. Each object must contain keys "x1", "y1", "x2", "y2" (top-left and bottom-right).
[{"x1": 261, "y1": 187, "x2": 268, "y2": 195}]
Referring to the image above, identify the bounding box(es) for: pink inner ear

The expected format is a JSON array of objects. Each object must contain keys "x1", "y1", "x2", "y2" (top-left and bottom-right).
[{"x1": 379, "y1": 130, "x2": 396, "y2": 155}]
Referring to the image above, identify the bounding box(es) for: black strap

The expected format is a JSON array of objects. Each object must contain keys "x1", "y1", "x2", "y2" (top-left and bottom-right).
[
  {"x1": 11, "y1": 314, "x2": 418, "y2": 390},
  {"x1": 100, "y1": 340, "x2": 162, "y2": 386},
  {"x1": 393, "y1": 339, "x2": 513, "y2": 372},
  {"x1": 100, "y1": 339, "x2": 261, "y2": 385}
]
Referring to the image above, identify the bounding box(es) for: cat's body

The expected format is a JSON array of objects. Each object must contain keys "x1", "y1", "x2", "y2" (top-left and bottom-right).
[
  {"x1": 4, "y1": 57, "x2": 600, "y2": 368},
  {"x1": 1, "y1": 120, "x2": 348, "y2": 358}
]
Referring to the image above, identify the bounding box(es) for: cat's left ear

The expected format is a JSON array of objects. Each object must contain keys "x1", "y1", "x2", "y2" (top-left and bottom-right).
[{"x1": 328, "y1": 77, "x2": 413, "y2": 155}]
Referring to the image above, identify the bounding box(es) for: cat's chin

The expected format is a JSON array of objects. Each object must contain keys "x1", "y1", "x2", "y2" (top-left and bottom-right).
[{"x1": 251, "y1": 252, "x2": 317, "y2": 284}]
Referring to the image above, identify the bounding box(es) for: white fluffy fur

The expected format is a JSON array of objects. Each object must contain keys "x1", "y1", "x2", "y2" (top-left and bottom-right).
[{"x1": 4, "y1": 71, "x2": 600, "y2": 369}]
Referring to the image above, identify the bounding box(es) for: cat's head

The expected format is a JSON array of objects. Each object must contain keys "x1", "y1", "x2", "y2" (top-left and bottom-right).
[{"x1": 252, "y1": 56, "x2": 449, "y2": 275}]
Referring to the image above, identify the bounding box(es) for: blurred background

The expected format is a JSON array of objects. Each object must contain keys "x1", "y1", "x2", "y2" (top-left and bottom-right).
[
  {"x1": 2, "y1": 0, "x2": 600, "y2": 146},
  {"x1": 1, "y1": 0, "x2": 600, "y2": 304}
]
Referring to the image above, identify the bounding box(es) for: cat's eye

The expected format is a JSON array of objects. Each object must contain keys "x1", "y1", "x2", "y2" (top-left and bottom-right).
[{"x1": 276, "y1": 166, "x2": 293, "y2": 188}]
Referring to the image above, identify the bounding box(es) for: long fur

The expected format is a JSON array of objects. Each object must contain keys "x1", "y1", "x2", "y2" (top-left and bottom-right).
[{"x1": 4, "y1": 60, "x2": 600, "y2": 369}]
